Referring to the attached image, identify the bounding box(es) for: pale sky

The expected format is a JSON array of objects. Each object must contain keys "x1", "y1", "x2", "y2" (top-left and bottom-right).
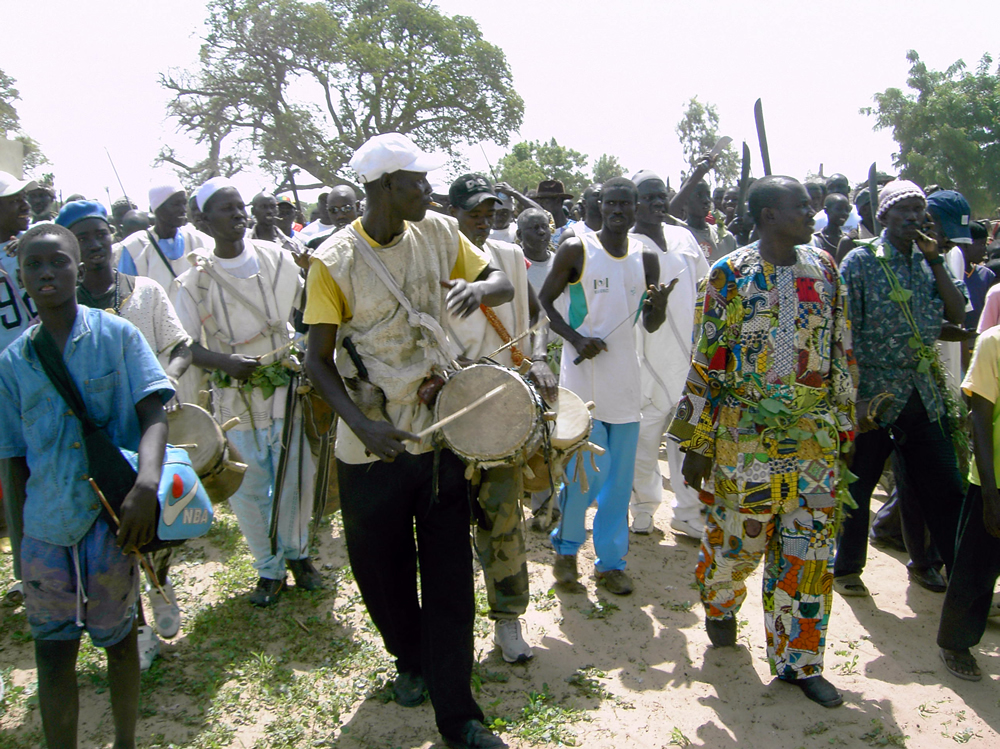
[{"x1": 3, "y1": 0, "x2": 998, "y2": 208}]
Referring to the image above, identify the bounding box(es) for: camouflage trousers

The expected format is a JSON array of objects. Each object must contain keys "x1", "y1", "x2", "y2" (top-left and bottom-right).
[{"x1": 474, "y1": 464, "x2": 530, "y2": 620}]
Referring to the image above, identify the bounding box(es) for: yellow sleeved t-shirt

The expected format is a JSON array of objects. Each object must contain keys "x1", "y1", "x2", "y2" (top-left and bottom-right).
[
  {"x1": 962, "y1": 326, "x2": 1000, "y2": 488},
  {"x1": 303, "y1": 218, "x2": 488, "y2": 326}
]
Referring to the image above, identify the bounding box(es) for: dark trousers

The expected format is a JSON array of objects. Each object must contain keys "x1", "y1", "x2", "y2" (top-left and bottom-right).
[
  {"x1": 870, "y1": 452, "x2": 943, "y2": 571},
  {"x1": 937, "y1": 484, "x2": 1000, "y2": 650},
  {"x1": 337, "y1": 450, "x2": 483, "y2": 736},
  {"x1": 835, "y1": 392, "x2": 962, "y2": 578}
]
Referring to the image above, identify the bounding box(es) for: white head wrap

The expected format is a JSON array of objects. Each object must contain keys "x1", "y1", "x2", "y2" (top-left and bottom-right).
[
  {"x1": 196, "y1": 177, "x2": 238, "y2": 212},
  {"x1": 148, "y1": 177, "x2": 185, "y2": 213}
]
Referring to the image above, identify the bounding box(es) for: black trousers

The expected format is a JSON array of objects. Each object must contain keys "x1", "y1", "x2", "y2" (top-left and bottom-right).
[
  {"x1": 937, "y1": 484, "x2": 1000, "y2": 650},
  {"x1": 835, "y1": 391, "x2": 962, "y2": 578},
  {"x1": 870, "y1": 451, "x2": 943, "y2": 571},
  {"x1": 337, "y1": 450, "x2": 483, "y2": 736}
]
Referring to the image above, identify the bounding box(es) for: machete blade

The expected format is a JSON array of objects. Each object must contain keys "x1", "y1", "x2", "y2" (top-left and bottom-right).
[{"x1": 754, "y1": 98, "x2": 772, "y2": 176}]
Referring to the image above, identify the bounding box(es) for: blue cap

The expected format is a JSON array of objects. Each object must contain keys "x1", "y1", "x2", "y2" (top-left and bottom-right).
[
  {"x1": 926, "y1": 190, "x2": 972, "y2": 244},
  {"x1": 55, "y1": 200, "x2": 110, "y2": 229}
]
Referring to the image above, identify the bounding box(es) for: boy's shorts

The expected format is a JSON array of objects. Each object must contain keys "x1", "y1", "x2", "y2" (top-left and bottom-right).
[{"x1": 21, "y1": 518, "x2": 138, "y2": 648}]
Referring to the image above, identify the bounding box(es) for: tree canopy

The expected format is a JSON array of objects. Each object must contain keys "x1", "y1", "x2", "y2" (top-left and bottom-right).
[
  {"x1": 592, "y1": 153, "x2": 627, "y2": 184},
  {"x1": 496, "y1": 139, "x2": 590, "y2": 197},
  {"x1": 1, "y1": 68, "x2": 48, "y2": 176},
  {"x1": 159, "y1": 0, "x2": 523, "y2": 189},
  {"x1": 675, "y1": 96, "x2": 738, "y2": 189},
  {"x1": 865, "y1": 50, "x2": 1000, "y2": 217}
]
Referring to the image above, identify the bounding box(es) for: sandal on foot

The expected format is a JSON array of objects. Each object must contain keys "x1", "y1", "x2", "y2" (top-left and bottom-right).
[
  {"x1": 833, "y1": 574, "x2": 869, "y2": 597},
  {"x1": 940, "y1": 648, "x2": 982, "y2": 681}
]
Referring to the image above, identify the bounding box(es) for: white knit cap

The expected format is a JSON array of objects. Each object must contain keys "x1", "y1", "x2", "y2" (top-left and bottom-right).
[
  {"x1": 196, "y1": 177, "x2": 238, "y2": 211},
  {"x1": 876, "y1": 179, "x2": 926, "y2": 222},
  {"x1": 148, "y1": 177, "x2": 185, "y2": 213},
  {"x1": 349, "y1": 133, "x2": 445, "y2": 184}
]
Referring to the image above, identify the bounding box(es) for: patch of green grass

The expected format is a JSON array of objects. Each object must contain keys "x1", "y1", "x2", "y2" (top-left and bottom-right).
[
  {"x1": 833, "y1": 651, "x2": 860, "y2": 675},
  {"x1": 667, "y1": 726, "x2": 692, "y2": 746},
  {"x1": 667, "y1": 600, "x2": 694, "y2": 613},
  {"x1": 804, "y1": 721, "x2": 829, "y2": 736},
  {"x1": 947, "y1": 727, "x2": 980, "y2": 744},
  {"x1": 581, "y1": 599, "x2": 619, "y2": 620},
  {"x1": 531, "y1": 587, "x2": 558, "y2": 612},
  {"x1": 504, "y1": 683, "x2": 586, "y2": 746},
  {"x1": 861, "y1": 718, "x2": 908, "y2": 747}
]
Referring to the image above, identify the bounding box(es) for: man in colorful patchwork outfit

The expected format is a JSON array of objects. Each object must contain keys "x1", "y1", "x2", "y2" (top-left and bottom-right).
[{"x1": 668, "y1": 176, "x2": 858, "y2": 708}]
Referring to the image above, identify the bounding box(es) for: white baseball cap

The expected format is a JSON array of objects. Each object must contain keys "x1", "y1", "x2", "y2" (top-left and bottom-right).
[
  {"x1": 349, "y1": 133, "x2": 446, "y2": 184},
  {"x1": 0, "y1": 171, "x2": 39, "y2": 198}
]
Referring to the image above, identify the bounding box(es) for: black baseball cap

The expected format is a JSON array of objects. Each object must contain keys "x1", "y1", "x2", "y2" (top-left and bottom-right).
[{"x1": 449, "y1": 173, "x2": 500, "y2": 211}]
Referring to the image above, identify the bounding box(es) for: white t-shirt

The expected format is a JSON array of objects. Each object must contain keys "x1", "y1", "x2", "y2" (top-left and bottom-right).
[
  {"x1": 489, "y1": 225, "x2": 517, "y2": 244},
  {"x1": 813, "y1": 204, "x2": 862, "y2": 233}
]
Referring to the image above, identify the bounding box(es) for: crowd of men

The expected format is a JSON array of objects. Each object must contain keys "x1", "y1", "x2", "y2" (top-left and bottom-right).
[{"x1": 1, "y1": 132, "x2": 1000, "y2": 748}]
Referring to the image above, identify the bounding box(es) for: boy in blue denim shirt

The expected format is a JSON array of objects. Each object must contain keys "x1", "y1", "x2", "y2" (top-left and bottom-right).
[{"x1": 0, "y1": 223, "x2": 173, "y2": 749}]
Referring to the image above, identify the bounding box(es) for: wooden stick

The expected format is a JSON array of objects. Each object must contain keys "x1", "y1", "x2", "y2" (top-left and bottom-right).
[
  {"x1": 484, "y1": 317, "x2": 547, "y2": 360},
  {"x1": 89, "y1": 478, "x2": 169, "y2": 602},
  {"x1": 411, "y1": 382, "x2": 510, "y2": 441},
  {"x1": 255, "y1": 339, "x2": 297, "y2": 361}
]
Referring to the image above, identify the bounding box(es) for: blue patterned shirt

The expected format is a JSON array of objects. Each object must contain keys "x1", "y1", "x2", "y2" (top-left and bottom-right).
[{"x1": 840, "y1": 233, "x2": 967, "y2": 426}]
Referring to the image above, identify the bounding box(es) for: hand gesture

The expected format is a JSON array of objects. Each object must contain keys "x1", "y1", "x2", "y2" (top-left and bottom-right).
[
  {"x1": 571, "y1": 336, "x2": 608, "y2": 362},
  {"x1": 442, "y1": 279, "x2": 484, "y2": 318},
  {"x1": 356, "y1": 418, "x2": 419, "y2": 462},
  {"x1": 681, "y1": 451, "x2": 712, "y2": 491},
  {"x1": 223, "y1": 354, "x2": 262, "y2": 380},
  {"x1": 644, "y1": 279, "x2": 677, "y2": 313},
  {"x1": 527, "y1": 360, "x2": 558, "y2": 404},
  {"x1": 117, "y1": 479, "x2": 158, "y2": 551}
]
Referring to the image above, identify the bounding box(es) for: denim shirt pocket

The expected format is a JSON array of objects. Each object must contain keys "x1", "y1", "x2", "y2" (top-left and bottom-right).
[
  {"x1": 83, "y1": 371, "x2": 120, "y2": 428},
  {"x1": 23, "y1": 395, "x2": 58, "y2": 452}
]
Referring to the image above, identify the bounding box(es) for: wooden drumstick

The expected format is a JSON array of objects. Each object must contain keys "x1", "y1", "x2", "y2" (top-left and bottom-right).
[
  {"x1": 89, "y1": 478, "x2": 169, "y2": 602},
  {"x1": 484, "y1": 318, "x2": 547, "y2": 360},
  {"x1": 255, "y1": 339, "x2": 297, "y2": 361},
  {"x1": 410, "y1": 382, "x2": 511, "y2": 441}
]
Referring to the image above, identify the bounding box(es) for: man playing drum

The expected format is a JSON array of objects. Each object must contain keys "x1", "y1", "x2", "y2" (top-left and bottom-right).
[
  {"x1": 173, "y1": 178, "x2": 320, "y2": 608},
  {"x1": 304, "y1": 134, "x2": 513, "y2": 749},
  {"x1": 539, "y1": 177, "x2": 671, "y2": 596},
  {"x1": 446, "y1": 173, "x2": 558, "y2": 664}
]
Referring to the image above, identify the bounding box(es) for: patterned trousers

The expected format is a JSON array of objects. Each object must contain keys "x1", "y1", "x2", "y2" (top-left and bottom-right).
[
  {"x1": 474, "y1": 465, "x2": 529, "y2": 620},
  {"x1": 696, "y1": 498, "x2": 836, "y2": 679}
]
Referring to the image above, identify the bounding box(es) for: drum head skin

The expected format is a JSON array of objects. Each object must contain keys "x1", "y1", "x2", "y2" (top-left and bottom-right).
[
  {"x1": 436, "y1": 365, "x2": 537, "y2": 462},
  {"x1": 167, "y1": 404, "x2": 225, "y2": 475},
  {"x1": 552, "y1": 387, "x2": 591, "y2": 450}
]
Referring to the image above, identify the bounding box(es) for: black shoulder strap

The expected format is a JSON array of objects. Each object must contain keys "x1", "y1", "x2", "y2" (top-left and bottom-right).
[
  {"x1": 30, "y1": 326, "x2": 98, "y2": 435},
  {"x1": 146, "y1": 229, "x2": 179, "y2": 279}
]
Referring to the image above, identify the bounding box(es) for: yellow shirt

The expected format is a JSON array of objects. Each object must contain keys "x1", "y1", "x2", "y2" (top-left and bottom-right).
[
  {"x1": 304, "y1": 217, "x2": 487, "y2": 326},
  {"x1": 962, "y1": 326, "x2": 1000, "y2": 487}
]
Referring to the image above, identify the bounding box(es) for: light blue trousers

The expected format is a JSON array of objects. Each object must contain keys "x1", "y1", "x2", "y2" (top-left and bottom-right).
[
  {"x1": 227, "y1": 419, "x2": 315, "y2": 580},
  {"x1": 550, "y1": 420, "x2": 640, "y2": 572}
]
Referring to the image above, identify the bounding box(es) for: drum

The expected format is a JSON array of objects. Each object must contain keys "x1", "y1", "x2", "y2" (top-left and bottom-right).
[
  {"x1": 523, "y1": 387, "x2": 594, "y2": 492},
  {"x1": 434, "y1": 363, "x2": 545, "y2": 468},
  {"x1": 167, "y1": 404, "x2": 248, "y2": 504}
]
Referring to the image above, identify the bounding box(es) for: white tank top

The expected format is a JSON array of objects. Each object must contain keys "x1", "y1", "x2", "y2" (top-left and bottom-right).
[{"x1": 559, "y1": 231, "x2": 645, "y2": 424}]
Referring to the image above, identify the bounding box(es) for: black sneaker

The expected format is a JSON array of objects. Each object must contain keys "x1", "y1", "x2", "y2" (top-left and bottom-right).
[
  {"x1": 287, "y1": 557, "x2": 324, "y2": 591},
  {"x1": 442, "y1": 720, "x2": 507, "y2": 749},
  {"x1": 249, "y1": 577, "x2": 285, "y2": 607}
]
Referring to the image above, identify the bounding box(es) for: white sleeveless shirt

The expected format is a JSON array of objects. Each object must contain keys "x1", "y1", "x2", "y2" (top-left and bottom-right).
[{"x1": 558, "y1": 232, "x2": 645, "y2": 424}]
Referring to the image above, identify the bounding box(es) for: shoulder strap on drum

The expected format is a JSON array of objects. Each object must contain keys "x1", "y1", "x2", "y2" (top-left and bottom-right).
[
  {"x1": 146, "y1": 229, "x2": 179, "y2": 279},
  {"x1": 349, "y1": 227, "x2": 462, "y2": 366}
]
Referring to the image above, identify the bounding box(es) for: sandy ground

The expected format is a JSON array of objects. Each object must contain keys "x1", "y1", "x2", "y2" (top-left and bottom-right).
[{"x1": 1, "y1": 456, "x2": 998, "y2": 749}]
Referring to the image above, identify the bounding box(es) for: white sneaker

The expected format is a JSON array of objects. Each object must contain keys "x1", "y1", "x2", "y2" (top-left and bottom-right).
[
  {"x1": 150, "y1": 578, "x2": 181, "y2": 639},
  {"x1": 494, "y1": 619, "x2": 533, "y2": 663},
  {"x1": 670, "y1": 517, "x2": 705, "y2": 539},
  {"x1": 137, "y1": 625, "x2": 161, "y2": 672},
  {"x1": 631, "y1": 512, "x2": 654, "y2": 534}
]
